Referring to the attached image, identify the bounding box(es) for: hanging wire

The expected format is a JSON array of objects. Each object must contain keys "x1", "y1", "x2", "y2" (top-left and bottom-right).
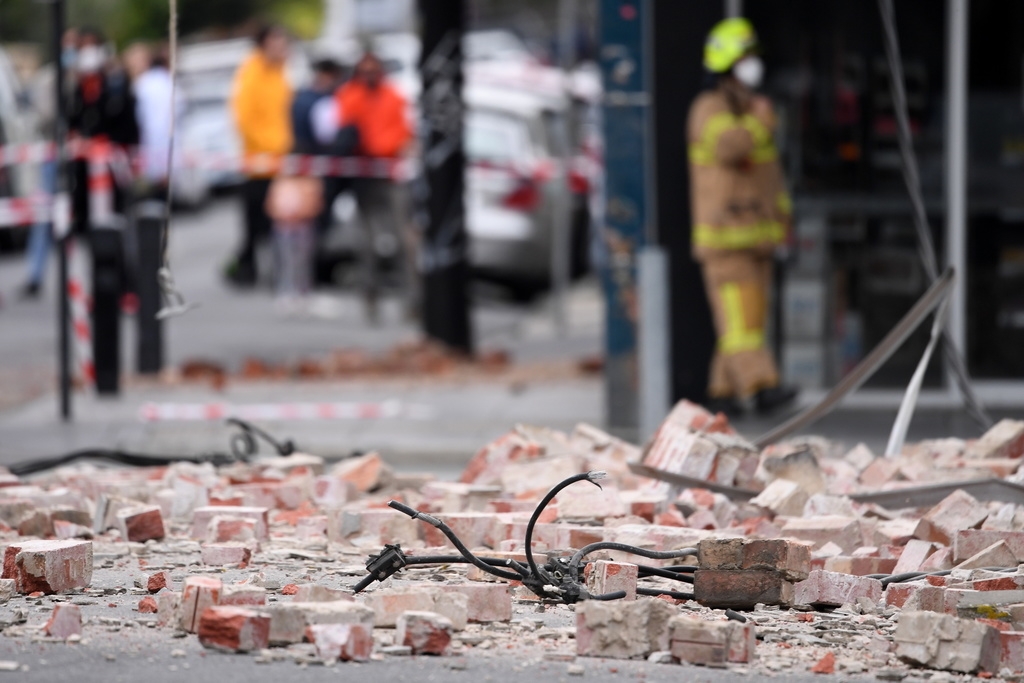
[
  {"x1": 876, "y1": 0, "x2": 991, "y2": 429},
  {"x1": 155, "y1": 0, "x2": 197, "y2": 320}
]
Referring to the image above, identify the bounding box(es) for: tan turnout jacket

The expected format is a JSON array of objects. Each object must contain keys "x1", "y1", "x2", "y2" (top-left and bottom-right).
[{"x1": 687, "y1": 85, "x2": 791, "y2": 262}]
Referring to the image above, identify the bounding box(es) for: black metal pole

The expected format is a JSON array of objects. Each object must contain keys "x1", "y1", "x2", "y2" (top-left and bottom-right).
[
  {"x1": 52, "y1": 0, "x2": 71, "y2": 420},
  {"x1": 418, "y1": 0, "x2": 473, "y2": 354}
]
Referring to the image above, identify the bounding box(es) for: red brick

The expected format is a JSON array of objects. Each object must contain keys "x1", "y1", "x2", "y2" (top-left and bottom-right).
[
  {"x1": 576, "y1": 598, "x2": 676, "y2": 659},
  {"x1": 200, "y1": 543, "x2": 252, "y2": 568},
  {"x1": 198, "y1": 606, "x2": 271, "y2": 652},
  {"x1": 190, "y1": 506, "x2": 268, "y2": 540},
  {"x1": 306, "y1": 623, "x2": 373, "y2": 662},
  {"x1": 954, "y1": 530, "x2": 1024, "y2": 564},
  {"x1": 361, "y1": 586, "x2": 468, "y2": 629},
  {"x1": 974, "y1": 576, "x2": 1024, "y2": 592},
  {"x1": 147, "y1": 571, "x2": 169, "y2": 593},
  {"x1": 693, "y1": 569, "x2": 794, "y2": 609},
  {"x1": 220, "y1": 584, "x2": 267, "y2": 607},
  {"x1": 138, "y1": 596, "x2": 158, "y2": 613},
  {"x1": 2, "y1": 539, "x2": 92, "y2": 594},
  {"x1": 793, "y1": 570, "x2": 882, "y2": 607},
  {"x1": 885, "y1": 583, "x2": 944, "y2": 612},
  {"x1": 669, "y1": 615, "x2": 756, "y2": 666},
  {"x1": 44, "y1": 603, "x2": 82, "y2": 639},
  {"x1": 585, "y1": 561, "x2": 638, "y2": 600},
  {"x1": 207, "y1": 516, "x2": 258, "y2": 543},
  {"x1": 780, "y1": 516, "x2": 862, "y2": 553},
  {"x1": 956, "y1": 541, "x2": 1017, "y2": 570},
  {"x1": 823, "y1": 556, "x2": 898, "y2": 576},
  {"x1": 438, "y1": 584, "x2": 513, "y2": 622},
  {"x1": 697, "y1": 538, "x2": 810, "y2": 581},
  {"x1": 331, "y1": 452, "x2": 388, "y2": 492},
  {"x1": 999, "y1": 630, "x2": 1024, "y2": 672},
  {"x1": 967, "y1": 419, "x2": 1024, "y2": 459},
  {"x1": 116, "y1": 505, "x2": 165, "y2": 542},
  {"x1": 180, "y1": 576, "x2": 223, "y2": 633},
  {"x1": 915, "y1": 490, "x2": 989, "y2": 545},
  {"x1": 895, "y1": 611, "x2": 1001, "y2": 673},
  {"x1": 920, "y1": 547, "x2": 954, "y2": 572},
  {"x1": 893, "y1": 540, "x2": 938, "y2": 574},
  {"x1": 397, "y1": 611, "x2": 452, "y2": 655}
]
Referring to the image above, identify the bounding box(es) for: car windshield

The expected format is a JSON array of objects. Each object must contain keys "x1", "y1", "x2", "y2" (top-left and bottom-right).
[{"x1": 466, "y1": 110, "x2": 531, "y2": 165}]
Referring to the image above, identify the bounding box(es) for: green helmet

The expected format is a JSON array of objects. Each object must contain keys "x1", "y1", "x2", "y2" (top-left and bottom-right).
[{"x1": 704, "y1": 17, "x2": 758, "y2": 73}]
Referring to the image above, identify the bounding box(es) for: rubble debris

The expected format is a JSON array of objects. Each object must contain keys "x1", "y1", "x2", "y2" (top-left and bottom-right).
[
  {"x1": 306, "y1": 623, "x2": 373, "y2": 661},
  {"x1": 4, "y1": 397, "x2": 1024, "y2": 678},
  {"x1": 43, "y1": 603, "x2": 82, "y2": 639},
  {"x1": 2, "y1": 539, "x2": 93, "y2": 594},
  {"x1": 576, "y1": 598, "x2": 676, "y2": 659},
  {"x1": 180, "y1": 576, "x2": 223, "y2": 633},
  {"x1": 793, "y1": 570, "x2": 883, "y2": 607},
  {"x1": 198, "y1": 606, "x2": 271, "y2": 653},
  {"x1": 669, "y1": 615, "x2": 755, "y2": 666},
  {"x1": 396, "y1": 611, "x2": 453, "y2": 655},
  {"x1": 115, "y1": 505, "x2": 165, "y2": 542},
  {"x1": 895, "y1": 610, "x2": 1001, "y2": 673}
]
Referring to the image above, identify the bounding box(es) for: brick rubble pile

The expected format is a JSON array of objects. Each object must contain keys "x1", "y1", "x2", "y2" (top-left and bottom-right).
[{"x1": 1, "y1": 400, "x2": 1024, "y2": 678}]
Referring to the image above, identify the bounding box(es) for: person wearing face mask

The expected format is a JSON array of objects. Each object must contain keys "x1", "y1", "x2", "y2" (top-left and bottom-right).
[
  {"x1": 68, "y1": 27, "x2": 139, "y2": 236},
  {"x1": 687, "y1": 17, "x2": 797, "y2": 416},
  {"x1": 335, "y1": 52, "x2": 414, "y2": 322}
]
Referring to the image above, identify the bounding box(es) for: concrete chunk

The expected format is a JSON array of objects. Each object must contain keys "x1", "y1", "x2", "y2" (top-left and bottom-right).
[{"x1": 895, "y1": 610, "x2": 1001, "y2": 673}]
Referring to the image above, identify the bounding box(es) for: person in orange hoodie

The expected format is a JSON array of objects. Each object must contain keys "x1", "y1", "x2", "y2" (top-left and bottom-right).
[
  {"x1": 335, "y1": 52, "x2": 413, "y2": 321},
  {"x1": 227, "y1": 24, "x2": 293, "y2": 287}
]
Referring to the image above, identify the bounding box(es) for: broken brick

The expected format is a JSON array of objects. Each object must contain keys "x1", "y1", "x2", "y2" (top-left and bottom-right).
[
  {"x1": 915, "y1": 490, "x2": 989, "y2": 545},
  {"x1": 576, "y1": 598, "x2": 676, "y2": 660},
  {"x1": 669, "y1": 615, "x2": 755, "y2": 666},
  {"x1": 2, "y1": 539, "x2": 93, "y2": 594},
  {"x1": 895, "y1": 610, "x2": 1001, "y2": 673},
  {"x1": 44, "y1": 603, "x2": 82, "y2": 639},
  {"x1": 360, "y1": 586, "x2": 468, "y2": 629},
  {"x1": 116, "y1": 505, "x2": 165, "y2": 542},
  {"x1": 305, "y1": 623, "x2": 373, "y2": 662},
  {"x1": 694, "y1": 569, "x2": 794, "y2": 609},
  {"x1": 793, "y1": 570, "x2": 882, "y2": 607},
  {"x1": 180, "y1": 576, "x2": 223, "y2": 633},
  {"x1": 198, "y1": 606, "x2": 271, "y2": 653},
  {"x1": 585, "y1": 560, "x2": 638, "y2": 600},
  {"x1": 397, "y1": 611, "x2": 452, "y2": 655}
]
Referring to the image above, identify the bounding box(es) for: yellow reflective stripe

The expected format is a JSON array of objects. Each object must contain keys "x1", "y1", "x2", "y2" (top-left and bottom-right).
[
  {"x1": 693, "y1": 221, "x2": 786, "y2": 250},
  {"x1": 776, "y1": 192, "x2": 792, "y2": 215},
  {"x1": 690, "y1": 111, "x2": 778, "y2": 167},
  {"x1": 718, "y1": 283, "x2": 765, "y2": 355}
]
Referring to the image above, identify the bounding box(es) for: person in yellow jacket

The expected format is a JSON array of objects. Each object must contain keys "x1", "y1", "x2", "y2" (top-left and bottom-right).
[
  {"x1": 688, "y1": 17, "x2": 797, "y2": 415},
  {"x1": 226, "y1": 24, "x2": 293, "y2": 287}
]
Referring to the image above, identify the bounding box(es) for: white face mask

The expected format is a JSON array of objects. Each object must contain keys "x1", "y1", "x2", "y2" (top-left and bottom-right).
[
  {"x1": 733, "y1": 56, "x2": 764, "y2": 89},
  {"x1": 77, "y1": 45, "x2": 106, "y2": 74}
]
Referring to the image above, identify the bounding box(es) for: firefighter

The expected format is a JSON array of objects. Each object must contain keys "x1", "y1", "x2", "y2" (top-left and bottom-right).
[{"x1": 688, "y1": 17, "x2": 798, "y2": 415}]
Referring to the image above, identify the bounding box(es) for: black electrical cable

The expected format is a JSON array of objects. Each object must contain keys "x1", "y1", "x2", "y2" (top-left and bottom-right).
[
  {"x1": 524, "y1": 471, "x2": 607, "y2": 585},
  {"x1": 403, "y1": 555, "x2": 529, "y2": 576},
  {"x1": 388, "y1": 501, "x2": 522, "y2": 581},
  {"x1": 569, "y1": 543, "x2": 699, "y2": 570},
  {"x1": 590, "y1": 590, "x2": 628, "y2": 601},
  {"x1": 637, "y1": 566, "x2": 695, "y2": 584},
  {"x1": 8, "y1": 448, "x2": 241, "y2": 476}
]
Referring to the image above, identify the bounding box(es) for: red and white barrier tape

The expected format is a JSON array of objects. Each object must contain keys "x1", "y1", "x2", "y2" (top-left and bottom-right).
[
  {"x1": 138, "y1": 401, "x2": 434, "y2": 422},
  {"x1": 0, "y1": 141, "x2": 413, "y2": 179},
  {"x1": 66, "y1": 238, "x2": 95, "y2": 388}
]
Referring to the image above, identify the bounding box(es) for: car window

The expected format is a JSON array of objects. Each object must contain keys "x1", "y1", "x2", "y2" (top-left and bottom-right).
[{"x1": 466, "y1": 110, "x2": 531, "y2": 165}]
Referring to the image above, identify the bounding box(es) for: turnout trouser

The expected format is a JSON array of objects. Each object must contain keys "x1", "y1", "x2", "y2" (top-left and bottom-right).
[{"x1": 701, "y1": 251, "x2": 780, "y2": 399}]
